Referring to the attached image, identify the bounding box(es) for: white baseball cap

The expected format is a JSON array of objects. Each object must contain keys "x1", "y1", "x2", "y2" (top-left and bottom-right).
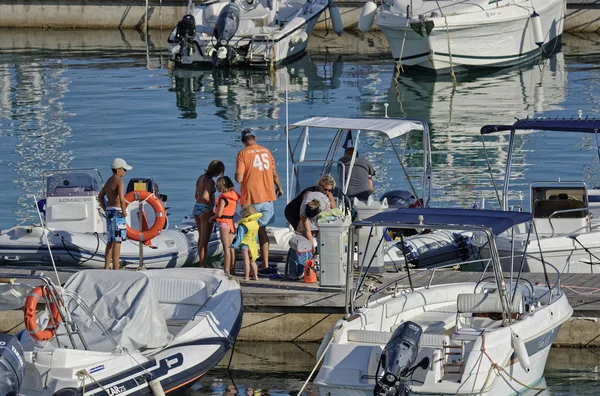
[{"x1": 111, "y1": 158, "x2": 132, "y2": 170}]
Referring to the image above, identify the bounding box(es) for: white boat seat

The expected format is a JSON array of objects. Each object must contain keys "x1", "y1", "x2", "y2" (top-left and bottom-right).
[
  {"x1": 149, "y1": 277, "x2": 210, "y2": 321},
  {"x1": 390, "y1": 309, "x2": 456, "y2": 333},
  {"x1": 457, "y1": 292, "x2": 523, "y2": 315},
  {"x1": 347, "y1": 329, "x2": 449, "y2": 347}
]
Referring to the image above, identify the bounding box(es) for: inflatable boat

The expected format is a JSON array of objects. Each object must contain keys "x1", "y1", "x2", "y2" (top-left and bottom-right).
[
  {"x1": 0, "y1": 267, "x2": 242, "y2": 396},
  {"x1": 0, "y1": 169, "x2": 221, "y2": 268}
]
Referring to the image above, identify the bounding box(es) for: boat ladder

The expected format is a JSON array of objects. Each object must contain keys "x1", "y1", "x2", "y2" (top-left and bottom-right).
[
  {"x1": 248, "y1": 33, "x2": 275, "y2": 66},
  {"x1": 442, "y1": 342, "x2": 464, "y2": 377}
]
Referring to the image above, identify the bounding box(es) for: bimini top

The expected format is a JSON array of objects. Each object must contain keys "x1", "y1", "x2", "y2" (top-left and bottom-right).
[
  {"x1": 481, "y1": 116, "x2": 600, "y2": 135},
  {"x1": 289, "y1": 117, "x2": 426, "y2": 140},
  {"x1": 356, "y1": 208, "x2": 533, "y2": 237}
]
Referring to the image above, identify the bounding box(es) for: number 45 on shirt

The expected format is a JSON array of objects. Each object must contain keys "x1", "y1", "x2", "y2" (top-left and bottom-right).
[{"x1": 253, "y1": 153, "x2": 271, "y2": 171}]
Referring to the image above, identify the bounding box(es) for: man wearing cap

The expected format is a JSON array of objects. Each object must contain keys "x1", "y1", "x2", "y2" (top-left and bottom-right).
[
  {"x1": 98, "y1": 158, "x2": 132, "y2": 270},
  {"x1": 235, "y1": 128, "x2": 283, "y2": 269}
]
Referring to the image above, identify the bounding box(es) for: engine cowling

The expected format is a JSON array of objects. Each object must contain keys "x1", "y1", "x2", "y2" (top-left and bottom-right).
[
  {"x1": 0, "y1": 334, "x2": 24, "y2": 396},
  {"x1": 212, "y1": 2, "x2": 241, "y2": 67},
  {"x1": 374, "y1": 322, "x2": 422, "y2": 396}
]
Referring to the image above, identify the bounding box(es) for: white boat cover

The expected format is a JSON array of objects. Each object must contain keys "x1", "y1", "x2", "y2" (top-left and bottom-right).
[
  {"x1": 62, "y1": 270, "x2": 170, "y2": 352},
  {"x1": 288, "y1": 117, "x2": 425, "y2": 139}
]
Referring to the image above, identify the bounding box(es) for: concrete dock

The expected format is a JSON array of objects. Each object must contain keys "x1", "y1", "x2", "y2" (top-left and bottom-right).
[
  {"x1": 0, "y1": 0, "x2": 598, "y2": 32},
  {"x1": 2, "y1": 267, "x2": 600, "y2": 346}
]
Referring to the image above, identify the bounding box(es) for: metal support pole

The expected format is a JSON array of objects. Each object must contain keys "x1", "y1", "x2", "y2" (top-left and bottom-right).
[{"x1": 135, "y1": 192, "x2": 145, "y2": 270}]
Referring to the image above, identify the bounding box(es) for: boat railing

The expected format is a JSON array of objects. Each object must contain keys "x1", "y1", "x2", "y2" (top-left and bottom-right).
[
  {"x1": 545, "y1": 207, "x2": 591, "y2": 237},
  {"x1": 0, "y1": 273, "x2": 121, "y2": 352},
  {"x1": 360, "y1": 257, "x2": 495, "y2": 308}
]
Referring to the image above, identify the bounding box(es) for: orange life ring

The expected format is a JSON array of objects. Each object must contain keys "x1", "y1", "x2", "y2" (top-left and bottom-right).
[
  {"x1": 24, "y1": 286, "x2": 61, "y2": 342},
  {"x1": 124, "y1": 191, "x2": 167, "y2": 242}
]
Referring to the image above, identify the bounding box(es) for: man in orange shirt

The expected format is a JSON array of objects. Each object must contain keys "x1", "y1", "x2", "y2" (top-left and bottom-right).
[{"x1": 235, "y1": 128, "x2": 283, "y2": 269}]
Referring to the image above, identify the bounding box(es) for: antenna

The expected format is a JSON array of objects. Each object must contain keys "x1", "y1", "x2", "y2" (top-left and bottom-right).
[{"x1": 285, "y1": 85, "x2": 290, "y2": 203}]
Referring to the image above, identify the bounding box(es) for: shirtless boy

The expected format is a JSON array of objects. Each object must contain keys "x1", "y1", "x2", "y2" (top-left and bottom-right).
[{"x1": 98, "y1": 158, "x2": 132, "y2": 270}]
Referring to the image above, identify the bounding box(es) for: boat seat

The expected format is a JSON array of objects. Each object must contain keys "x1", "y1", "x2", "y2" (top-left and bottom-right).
[
  {"x1": 149, "y1": 277, "x2": 209, "y2": 321},
  {"x1": 347, "y1": 329, "x2": 449, "y2": 347},
  {"x1": 533, "y1": 198, "x2": 586, "y2": 218},
  {"x1": 390, "y1": 308, "x2": 457, "y2": 333},
  {"x1": 457, "y1": 292, "x2": 523, "y2": 315}
]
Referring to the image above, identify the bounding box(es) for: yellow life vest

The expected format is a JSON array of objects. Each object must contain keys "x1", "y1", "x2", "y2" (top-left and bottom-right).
[{"x1": 238, "y1": 212, "x2": 262, "y2": 261}]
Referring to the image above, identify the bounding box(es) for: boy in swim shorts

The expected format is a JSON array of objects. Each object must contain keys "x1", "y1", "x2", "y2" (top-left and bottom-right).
[{"x1": 98, "y1": 158, "x2": 132, "y2": 270}]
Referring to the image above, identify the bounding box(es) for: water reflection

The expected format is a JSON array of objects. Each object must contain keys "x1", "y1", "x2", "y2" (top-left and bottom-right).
[
  {"x1": 169, "y1": 53, "x2": 344, "y2": 120},
  {"x1": 360, "y1": 53, "x2": 568, "y2": 207},
  {"x1": 0, "y1": 61, "x2": 73, "y2": 225},
  {"x1": 190, "y1": 342, "x2": 597, "y2": 395}
]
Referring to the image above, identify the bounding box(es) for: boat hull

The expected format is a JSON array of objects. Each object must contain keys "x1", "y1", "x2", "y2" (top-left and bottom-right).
[
  {"x1": 168, "y1": 0, "x2": 328, "y2": 68},
  {"x1": 375, "y1": 0, "x2": 565, "y2": 73},
  {"x1": 0, "y1": 221, "x2": 222, "y2": 268}
]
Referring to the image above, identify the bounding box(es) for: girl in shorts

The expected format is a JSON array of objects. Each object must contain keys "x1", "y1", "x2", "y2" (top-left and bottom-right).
[
  {"x1": 232, "y1": 205, "x2": 262, "y2": 280},
  {"x1": 210, "y1": 176, "x2": 240, "y2": 276}
]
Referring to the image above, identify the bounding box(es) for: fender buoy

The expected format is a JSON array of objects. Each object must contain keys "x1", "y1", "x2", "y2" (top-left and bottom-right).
[
  {"x1": 24, "y1": 286, "x2": 61, "y2": 342},
  {"x1": 124, "y1": 191, "x2": 167, "y2": 242}
]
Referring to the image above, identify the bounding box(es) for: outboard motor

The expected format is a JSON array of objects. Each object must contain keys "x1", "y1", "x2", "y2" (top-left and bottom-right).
[
  {"x1": 0, "y1": 334, "x2": 24, "y2": 396},
  {"x1": 173, "y1": 14, "x2": 198, "y2": 63},
  {"x1": 374, "y1": 322, "x2": 429, "y2": 396},
  {"x1": 212, "y1": 2, "x2": 241, "y2": 67}
]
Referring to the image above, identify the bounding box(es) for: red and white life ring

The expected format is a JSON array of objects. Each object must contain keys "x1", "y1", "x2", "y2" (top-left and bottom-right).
[
  {"x1": 24, "y1": 286, "x2": 61, "y2": 341},
  {"x1": 124, "y1": 191, "x2": 166, "y2": 242}
]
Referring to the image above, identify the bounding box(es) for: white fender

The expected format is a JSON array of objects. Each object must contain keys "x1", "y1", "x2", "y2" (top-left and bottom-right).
[
  {"x1": 290, "y1": 31, "x2": 309, "y2": 46},
  {"x1": 358, "y1": 1, "x2": 377, "y2": 32},
  {"x1": 511, "y1": 333, "x2": 531, "y2": 373},
  {"x1": 531, "y1": 11, "x2": 544, "y2": 47},
  {"x1": 329, "y1": 1, "x2": 344, "y2": 36}
]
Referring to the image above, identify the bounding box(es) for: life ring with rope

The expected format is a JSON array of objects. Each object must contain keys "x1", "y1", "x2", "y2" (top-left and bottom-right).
[
  {"x1": 24, "y1": 286, "x2": 62, "y2": 341},
  {"x1": 124, "y1": 191, "x2": 167, "y2": 242}
]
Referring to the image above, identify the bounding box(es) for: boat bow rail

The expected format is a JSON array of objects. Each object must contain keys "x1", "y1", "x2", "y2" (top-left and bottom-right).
[{"x1": 345, "y1": 208, "x2": 565, "y2": 321}]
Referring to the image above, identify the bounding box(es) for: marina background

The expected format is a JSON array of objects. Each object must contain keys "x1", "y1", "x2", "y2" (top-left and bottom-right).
[{"x1": 1, "y1": 27, "x2": 600, "y2": 394}]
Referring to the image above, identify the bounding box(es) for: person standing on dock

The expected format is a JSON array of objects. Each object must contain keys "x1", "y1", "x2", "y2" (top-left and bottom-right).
[
  {"x1": 194, "y1": 160, "x2": 225, "y2": 268},
  {"x1": 235, "y1": 128, "x2": 283, "y2": 269},
  {"x1": 98, "y1": 158, "x2": 132, "y2": 270}
]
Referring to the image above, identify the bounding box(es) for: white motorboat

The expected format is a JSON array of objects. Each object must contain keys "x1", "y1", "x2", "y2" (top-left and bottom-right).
[
  {"x1": 358, "y1": 0, "x2": 566, "y2": 73},
  {"x1": 264, "y1": 116, "x2": 435, "y2": 272},
  {"x1": 0, "y1": 267, "x2": 242, "y2": 396},
  {"x1": 314, "y1": 208, "x2": 572, "y2": 395},
  {"x1": 475, "y1": 117, "x2": 600, "y2": 273},
  {"x1": 0, "y1": 169, "x2": 221, "y2": 268},
  {"x1": 167, "y1": 0, "x2": 342, "y2": 68}
]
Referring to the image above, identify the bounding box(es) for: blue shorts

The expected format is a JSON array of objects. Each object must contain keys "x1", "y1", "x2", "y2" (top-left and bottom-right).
[
  {"x1": 252, "y1": 201, "x2": 275, "y2": 226},
  {"x1": 106, "y1": 209, "x2": 127, "y2": 243},
  {"x1": 193, "y1": 203, "x2": 212, "y2": 217}
]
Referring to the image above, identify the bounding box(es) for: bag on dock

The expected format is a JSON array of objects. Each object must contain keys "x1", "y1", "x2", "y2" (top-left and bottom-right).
[{"x1": 285, "y1": 235, "x2": 313, "y2": 281}]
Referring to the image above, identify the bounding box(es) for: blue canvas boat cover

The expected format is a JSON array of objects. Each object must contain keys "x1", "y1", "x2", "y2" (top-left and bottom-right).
[
  {"x1": 481, "y1": 117, "x2": 600, "y2": 135},
  {"x1": 356, "y1": 208, "x2": 533, "y2": 237}
]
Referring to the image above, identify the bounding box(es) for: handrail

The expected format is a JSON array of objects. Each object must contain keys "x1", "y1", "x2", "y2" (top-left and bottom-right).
[
  {"x1": 362, "y1": 256, "x2": 494, "y2": 307},
  {"x1": 544, "y1": 207, "x2": 591, "y2": 237},
  {"x1": 0, "y1": 272, "x2": 122, "y2": 352}
]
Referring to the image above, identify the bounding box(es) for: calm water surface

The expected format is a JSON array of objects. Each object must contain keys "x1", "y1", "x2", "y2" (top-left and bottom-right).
[
  {"x1": 1, "y1": 30, "x2": 600, "y2": 229},
  {"x1": 193, "y1": 342, "x2": 599, "y2": 395},
  {"x1": 1, "y1": 29, "x2": 600, "y2": 394}
]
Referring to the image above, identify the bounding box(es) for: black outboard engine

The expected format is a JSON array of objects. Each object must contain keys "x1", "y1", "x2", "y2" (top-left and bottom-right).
[
  {"x1": 374, "y1": 322, "x2": 429, "y2": 396},
  {"x1": 0, "y1": 334, "x2": 24, "y2": 396},
  {"x1": 176, "y1": 14, "x2": 196, "y2": 41},
  {"x1": 173, "y1": 14, "x2": 198, "y2": 63},
  {"x1": 212, "y1": 2, "x2": 241, "y2": 67}
]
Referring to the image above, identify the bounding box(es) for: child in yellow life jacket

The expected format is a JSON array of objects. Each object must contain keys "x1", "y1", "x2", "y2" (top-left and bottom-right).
[
  {"x1": 231, "y1": 205, "x2": 262, "y2": 280},
  {"x1": 209, "y1": 176, "x2": 240, "y2": 277}
]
